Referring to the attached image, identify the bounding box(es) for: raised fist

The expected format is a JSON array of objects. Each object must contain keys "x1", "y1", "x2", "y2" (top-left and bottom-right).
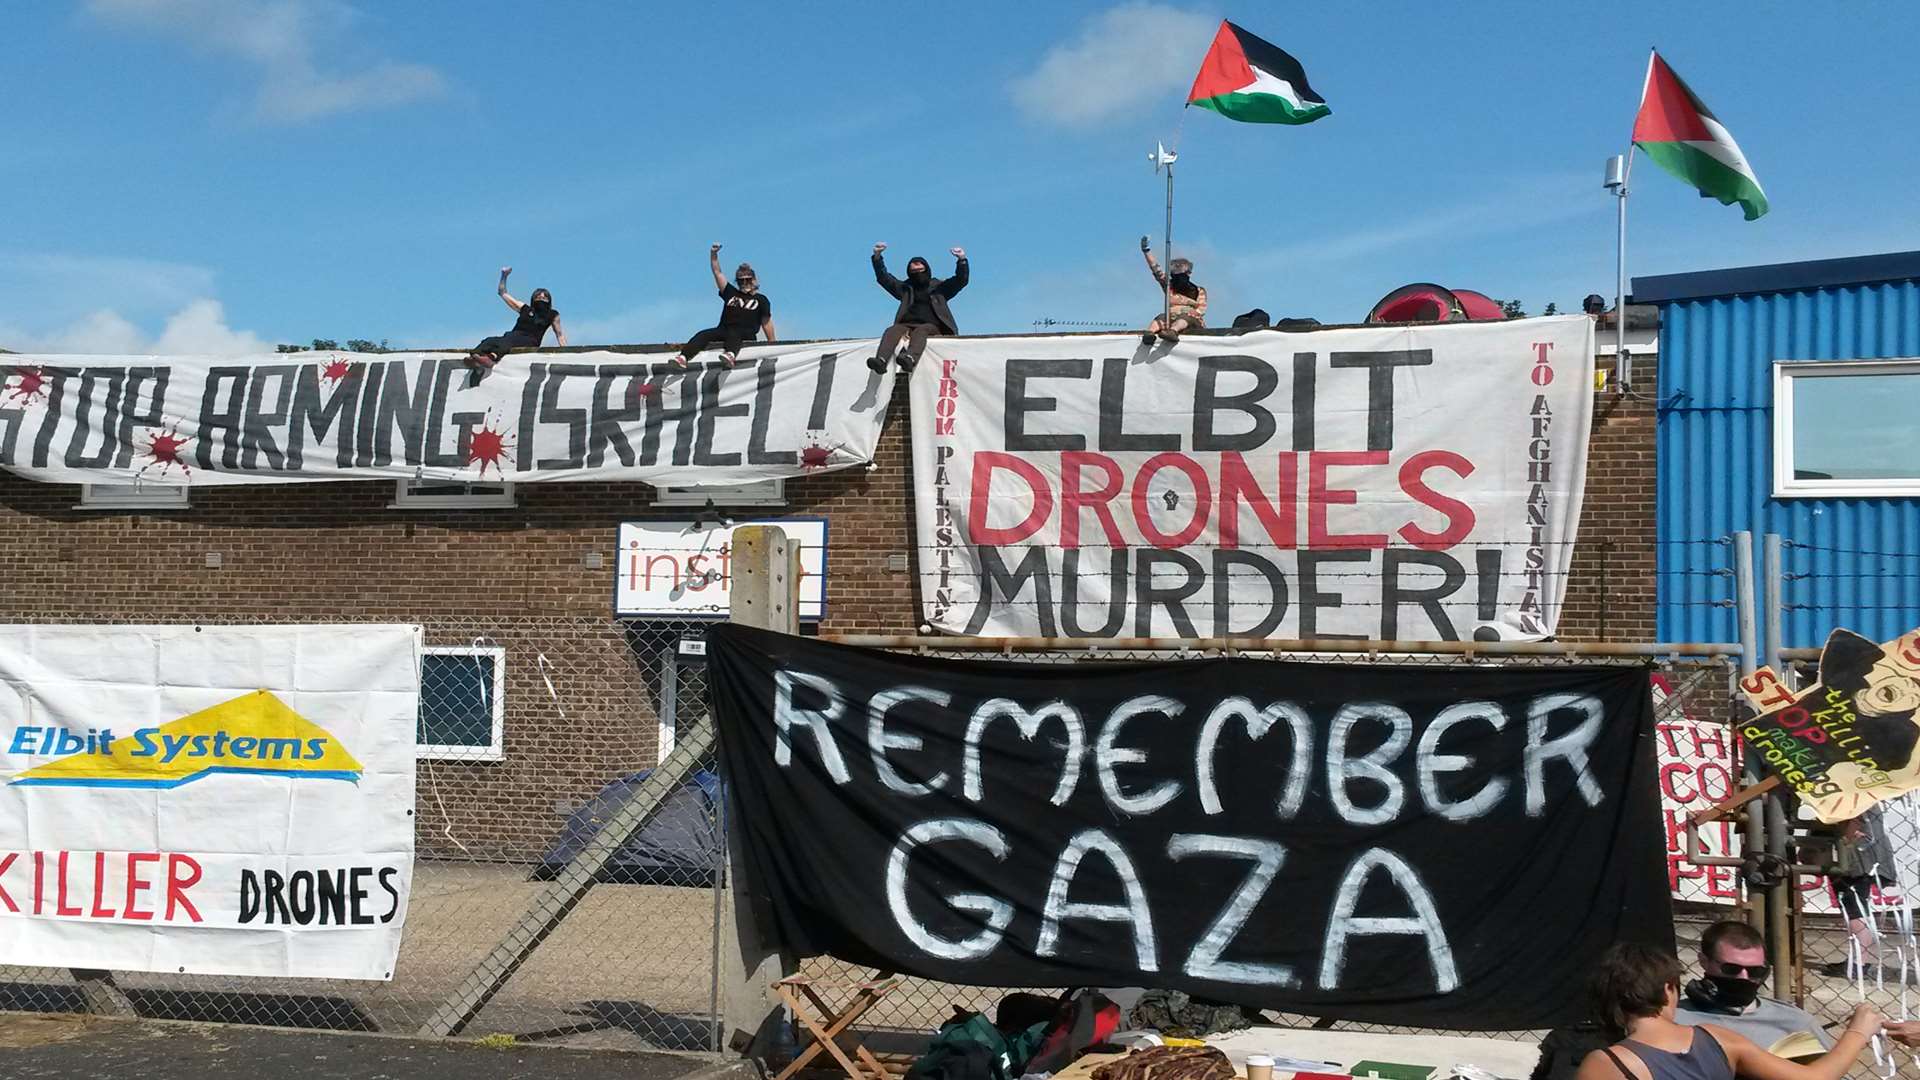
[
  {"x1": 950, "y1": 247, "x2": 965, "y2": 259},
  {"x1": 500, "y1": 266, "x2": 513, "y2": 277},
  {"x1": 873, "y1": 242, "x2": 887, "y2": 254},
  {"x1": 711, "y1": 244, "x2": 723, "y2": 254},
  {"x1": 1140, "y1": 236, "x2": 1152, "y2": 252}
]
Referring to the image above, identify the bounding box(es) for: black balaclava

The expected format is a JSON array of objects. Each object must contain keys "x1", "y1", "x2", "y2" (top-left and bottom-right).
[
  {"x1": 907, "y1": 259, "x2": 932, "y2": 287},
  {"x1": 1169, "y1": 271, "x2": 1197, "y2": 299},
  {"x1": 531, "y1": 291, "x2": 553, "y2": 313}
]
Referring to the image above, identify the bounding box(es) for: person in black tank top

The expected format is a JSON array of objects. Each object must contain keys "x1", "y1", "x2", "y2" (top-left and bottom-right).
[
  {"x1": 1576, "y1": 943, "x2": 1876, "y2": 1080},
  {"x1": 468, "y1": 266, "x2": 566, "y2": 371}
]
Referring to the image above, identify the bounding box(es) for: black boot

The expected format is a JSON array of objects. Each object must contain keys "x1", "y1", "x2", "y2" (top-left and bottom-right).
[
  {"x1": 896, "y1": 352, "x2": 918, "y2": 373},
  {"x1": 866, "y1": 354, "x2": 888, "y2": 374}
]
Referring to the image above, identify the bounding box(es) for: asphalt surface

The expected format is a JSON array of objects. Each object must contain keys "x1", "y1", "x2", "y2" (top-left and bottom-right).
[{"x1": 0, "y1": 1013, "x2": 733, "y2": 1080}]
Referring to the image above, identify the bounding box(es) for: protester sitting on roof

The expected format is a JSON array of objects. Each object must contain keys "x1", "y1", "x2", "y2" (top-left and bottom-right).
[
  {"x1": 468, "y1": 267, "x2": 565, "y2": 370},
  {"x1": 1141, "y1": 237, "x2": 1206, "y2": 345},
  {"x1": 1573, "y1": 942, "x2": 1874, "y2": 1080},
  {"x1": 670, "y1": 244, "x2": 776, "y2": 369},
  {"x1": 868, "y1": 242, "x2": 967, "y2": 375}
]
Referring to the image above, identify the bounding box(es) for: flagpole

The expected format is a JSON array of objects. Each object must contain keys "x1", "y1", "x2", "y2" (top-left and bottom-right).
[
  {"x1": 1164, "y1": 156, "x2": 1175, "y2": 327},
  {"x1": 1150, "y1": 142, "x2": 1179, "y2": 328},
  {"x1": 1615, "y1": 148, "x2": 1632, "y2": 391}
]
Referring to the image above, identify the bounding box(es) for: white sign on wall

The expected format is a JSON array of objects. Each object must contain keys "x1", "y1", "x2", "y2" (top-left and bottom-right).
[
  {"x1": 615, "y1": 519, "x2": 828, "y2": 620},
  {"x1": 0, "y1": 624, "x2": 419, "y2": 980}
]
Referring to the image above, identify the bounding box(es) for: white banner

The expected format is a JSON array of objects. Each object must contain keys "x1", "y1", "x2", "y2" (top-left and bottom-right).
[
  {"x1": 0, "y1": 344, "x2": 891, "y2": 485},
  {"x1": 909, "y1": 317, "x2": 1594, "y2": 639},
  {"x1": 0, "y1": 624, "x2": 419, "y2": 979},
  {"x1": 615, "y1": 518, "x2": 828, "y2": 619}
]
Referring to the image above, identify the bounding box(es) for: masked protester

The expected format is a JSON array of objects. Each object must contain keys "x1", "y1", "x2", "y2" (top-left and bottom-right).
[
  {"x1": 468, "y1": 267, "x2": 566, "y2": 370},
  {"x1": 1141, "y1": 237, "x2": 1207, "y2": 345},
  {"x1": 1673, "y1": 921, "x2": 1836, "y2": 1056},
  {"x1": 1573, "y1": 942, "x2": 1875, "y2": 1080},
  {"x1": 670, "y1": 244, "x2": 777, "y2": 369},
  {"x1": 1531, "y1": 922, "x2": 1838, "y2": 1080},
  {"x1": 868, "y1": 242, "x2": 967, "y2": 374}
]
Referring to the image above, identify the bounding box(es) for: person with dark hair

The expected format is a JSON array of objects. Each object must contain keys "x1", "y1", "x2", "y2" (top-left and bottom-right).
[
  {"x1": 868, "y1": 242, "x2": 967, "y2": 374},
  {"x1": 468, "y1": 266, "x2": 565, "y2": 370},
  {"x1": 1675, "y1": 921, "x2": 1831, "y2": 1052},
  {"x1": 670, "y1": 244, "x2": 776, "y2": 369},
  {"x1": 1576, "y1": 942, "x2": 1876, "y2": 1080},
  {"x1": 1141, "y1": 237, "x2": 1207, "y2": 345}
]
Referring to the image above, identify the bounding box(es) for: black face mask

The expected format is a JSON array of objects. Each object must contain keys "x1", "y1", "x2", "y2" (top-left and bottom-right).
[
  {"x1": 531, "y1": 297, "x2": 552, "y2": 311},
  {"x1": 908, "y1": 267, "x2": 931, "y2": 285},
  {"x1": 1170, "y1": 273, "x2": 1192, "y2": 287},
  {"x1": 1686, "y1": 975, "x2": 1761, "y2": 1011}
]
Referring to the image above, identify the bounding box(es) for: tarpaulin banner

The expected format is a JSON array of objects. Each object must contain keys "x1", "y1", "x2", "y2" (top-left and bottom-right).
[
  {"x1": 0, "y1": 344, "x2": 890, "y2": 485},
  {"x1": 0, "y1": 625, "x2": 419, "y2": 979},
  {"x1": 908, "y1": 317, "x2": 1594, "y2": 639},
  {"x1": 1740, "y1": 625, "x2": 1920, "y2": 823},
  {"x1": 706, "y1": 624, "x2": 1670, "y2": 1029}
]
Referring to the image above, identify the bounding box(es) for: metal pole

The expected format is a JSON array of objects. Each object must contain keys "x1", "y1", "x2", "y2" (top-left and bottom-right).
[
  {"x1": 1616, "y1": 167, "x2": 1631, "y2": 390},
  {"x1": 1732, "y1": 531, "x2": 1764, "y2": 933},
  {"x1": 1761, "y1": 532, "x2": 1794, "y2": 1000},
  {"x1": 1164, "y1": 160, "x2": 1174, "y2": 327}
]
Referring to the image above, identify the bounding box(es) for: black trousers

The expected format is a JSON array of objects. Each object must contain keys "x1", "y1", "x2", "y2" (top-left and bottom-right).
[
  {"x1": 679, "y1": 324, "x2": 754, "y2": 360},
  {"x1": 878, "y1": 322, "x2": 938, "y2": 363}
]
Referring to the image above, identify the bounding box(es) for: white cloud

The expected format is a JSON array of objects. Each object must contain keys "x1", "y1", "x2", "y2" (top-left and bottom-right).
[
  {"x1": 0, "y1": 252, "x2": 218, "y2": 321},
  {"x1": 1011, "y1": 3, "x2": 1219, "y2": 128},
  {"x1": 1, "y1": 299, "x2": 269, "y2": 355},
  {"x1": 85, "y1": 0, "x2": 445, "y2": 123}
]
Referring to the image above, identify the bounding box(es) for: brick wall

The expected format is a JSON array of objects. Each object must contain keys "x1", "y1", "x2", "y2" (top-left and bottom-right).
[{"x1": 0, "y1": 351, "x2": 1659, "y2": 856}]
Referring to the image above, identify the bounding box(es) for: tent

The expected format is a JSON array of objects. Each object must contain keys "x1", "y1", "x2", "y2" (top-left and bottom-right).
[{"x1": 532, "y1": 768, "x2": 724, "y2": 886}]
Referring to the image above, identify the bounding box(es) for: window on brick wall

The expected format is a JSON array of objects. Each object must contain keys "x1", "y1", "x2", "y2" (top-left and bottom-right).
[
  {"x1": 419, "y1": 646, "x2": 505, "y2": 761},
  {"x1": 653, "y1": 478, "x2": 785, "y2": 507},
  {"x1": 392, "y1": 478, "x2": 516, "y2": 508},
  {"x1": 77, "y1": 483, "x2": 189, "y2": 510},
  {"x1": 1774, "y1": 360, "x2": 1920, "y2": 497}
]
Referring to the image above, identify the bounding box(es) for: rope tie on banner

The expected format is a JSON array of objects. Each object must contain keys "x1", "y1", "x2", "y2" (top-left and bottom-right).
[{"x1": 536, "y1": 652, "x2": 567, "y2": 723}]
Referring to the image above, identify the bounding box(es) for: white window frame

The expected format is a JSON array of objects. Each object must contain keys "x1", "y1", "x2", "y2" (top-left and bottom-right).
[
  {"x1": 418, "y1": 645, "x2": 506, "y2": 762},
  {"x1": 1773, "y1": 359, "x2": 1920, "y2": 498},
  {"x1": 391, "y1": 478, "x2": 517, "y2": 509},
  {"x1": 653, "y1": 478, "x2": 786, "y2": 507},
  {"x1": 76, "y1": 483, "x2": 189, "y2": 510}
]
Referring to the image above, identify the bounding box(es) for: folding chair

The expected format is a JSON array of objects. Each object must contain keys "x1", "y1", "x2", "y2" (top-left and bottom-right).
[{"x1": 772, "y1": 971, "x2": 902, "y2": 1080}]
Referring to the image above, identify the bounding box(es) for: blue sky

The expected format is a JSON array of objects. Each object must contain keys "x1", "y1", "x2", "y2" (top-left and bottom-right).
[{"x1": 5, "y1": 1, "x2": 1918, "y2": 354}]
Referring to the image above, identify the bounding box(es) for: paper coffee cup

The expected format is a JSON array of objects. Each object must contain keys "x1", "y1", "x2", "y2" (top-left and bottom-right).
[{"x1": 1245, "y1": 1055, "x2": 1275, "y2": 1080}]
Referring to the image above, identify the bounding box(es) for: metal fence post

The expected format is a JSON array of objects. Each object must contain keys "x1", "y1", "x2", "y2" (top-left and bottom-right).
[
  {"x1": 1760, "y1": 533, "x2": 1795, "y2": 1000},
  {"x1": 719, "y1": 526, "x2": 799, "y2": 1057},
  {"x1": 1731, "y1": 531, "x2": 1767, "y2": 936}
]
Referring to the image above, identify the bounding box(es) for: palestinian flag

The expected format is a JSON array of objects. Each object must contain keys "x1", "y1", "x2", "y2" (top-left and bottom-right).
[
  {"x1": 1187, "y1": 21, "x2": 1329, "y2": 125},
  {"x1": 1632, "y1": 52, "x2": 1768, "y2": 220}
]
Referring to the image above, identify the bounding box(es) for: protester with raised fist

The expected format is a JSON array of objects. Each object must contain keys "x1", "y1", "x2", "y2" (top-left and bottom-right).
[
  {"x1": 868, "y1": 242, "x2": 968, "y2": 374},
  {"x1": 468, "y1": 266, "x2": 565, "y2": 370},
  {"x1": 671, "y1": 244, "x2": 776, "y2": 369},
  {"x1": 1141, "y1": 237, "x2": 1206, "y2": 346}
]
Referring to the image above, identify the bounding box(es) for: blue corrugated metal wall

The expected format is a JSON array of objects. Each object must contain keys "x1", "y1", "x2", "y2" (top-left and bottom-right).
[{"x1": 1657, "y1": 281, "x2": 1920, "y2": 647}]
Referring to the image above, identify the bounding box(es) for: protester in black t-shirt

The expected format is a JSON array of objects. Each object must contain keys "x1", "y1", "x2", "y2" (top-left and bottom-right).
[
  {"x1": 868, "y1": 243, "x2": 967, "y2": 374},
  {"x1": 468, "y1": 266, "x2": 565, "y2": 370},
  {"x1": 672, "y1": 245, "x2": 777, "y2": 369}
]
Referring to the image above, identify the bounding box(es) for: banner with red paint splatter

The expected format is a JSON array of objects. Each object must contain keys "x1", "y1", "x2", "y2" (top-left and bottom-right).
[
  {"x1": 908, "y1": 317, "x2": 1595, "y2": 639},
  {"x1": 0, "y1": 624, "x2": 417, "y2": 979},
  {"x1": 0, "y1": 344, "x2": 890, "y2": 485}
]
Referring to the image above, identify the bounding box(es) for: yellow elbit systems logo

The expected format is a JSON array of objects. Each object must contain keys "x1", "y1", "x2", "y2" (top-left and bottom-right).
[{"x1": 9, "y1": 690, "x2": 362, "y2": 789}]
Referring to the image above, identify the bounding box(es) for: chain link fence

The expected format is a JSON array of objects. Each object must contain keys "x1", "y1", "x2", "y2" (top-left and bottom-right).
[
  {"x1": 0, "y1": 614, "x2": 729, "y2": 1051},
  {"x1": 0, "y1": 620, "x2": 1786, "y2": 1064}
]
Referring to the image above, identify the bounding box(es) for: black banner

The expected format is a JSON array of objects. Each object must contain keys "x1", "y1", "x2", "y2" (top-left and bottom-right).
[{"x1": 707, "y1": 625, "x2": 1671, "y2": 1030}]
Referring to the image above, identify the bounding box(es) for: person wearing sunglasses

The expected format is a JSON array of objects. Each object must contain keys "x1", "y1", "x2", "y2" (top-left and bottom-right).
[
  {"x1": 670, "y1": 244, "x2": 777, "y2": 369},
  {"x1": 1673, "y1": 921, "x2": 1831, "y2": 1057}
]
